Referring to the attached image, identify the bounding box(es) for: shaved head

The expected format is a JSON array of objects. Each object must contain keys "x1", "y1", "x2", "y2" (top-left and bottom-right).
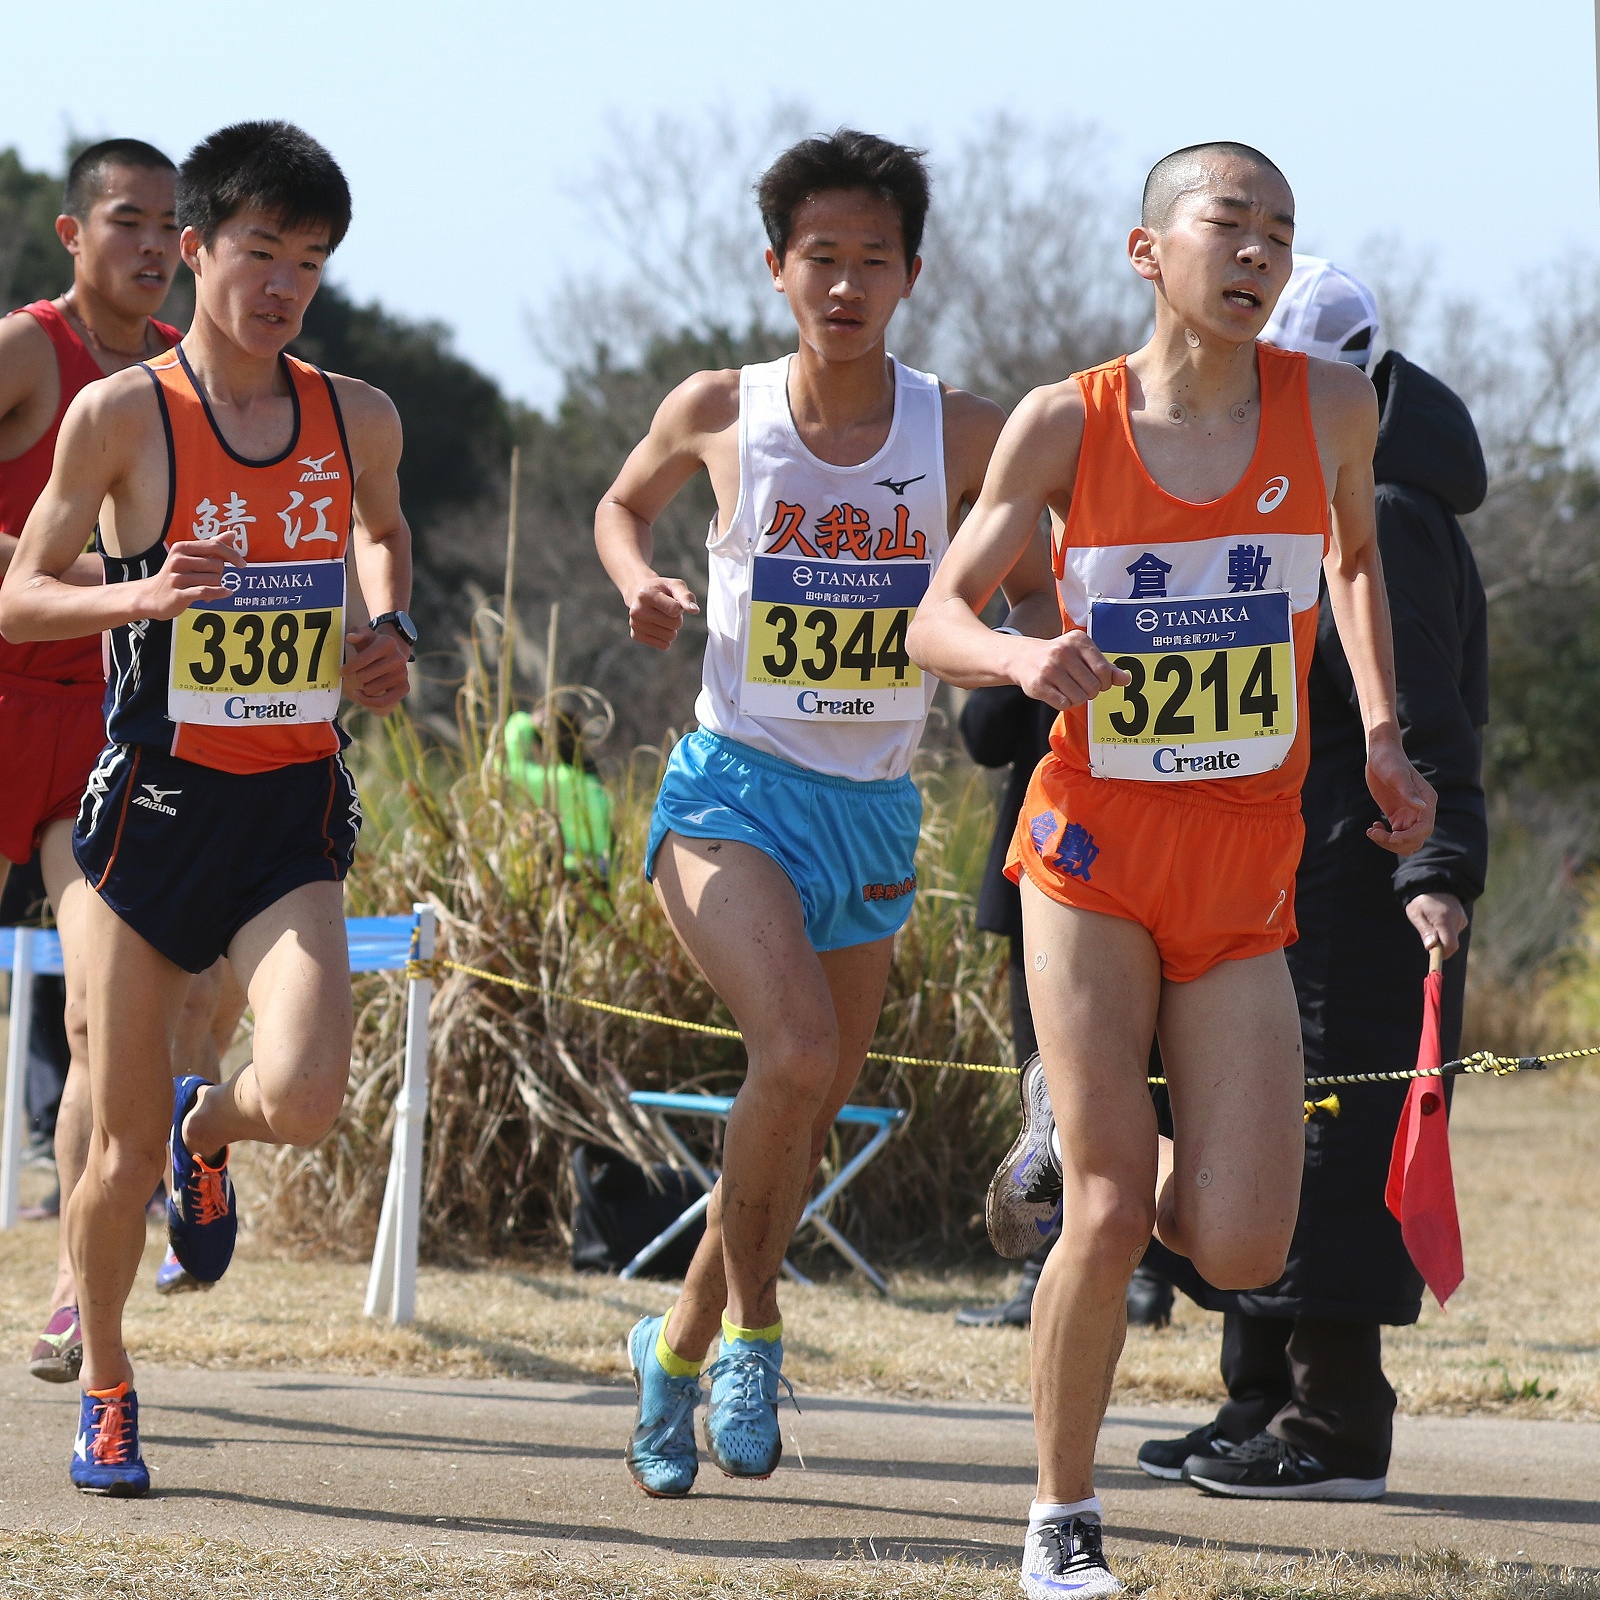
[{"x1": 1141, "y1": 141, "x2": 1290, "y2": 231}]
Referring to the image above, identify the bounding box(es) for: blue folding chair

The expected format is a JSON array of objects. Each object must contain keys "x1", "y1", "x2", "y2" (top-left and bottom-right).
[{"x1": 622, "y1": 1089, "x2": 907, "y2": 1293}]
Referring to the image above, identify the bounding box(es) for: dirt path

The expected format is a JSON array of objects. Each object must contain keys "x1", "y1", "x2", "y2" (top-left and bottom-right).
[{"x1": 2, "y1": 1365, "x2": 1594, "y2": 1571}]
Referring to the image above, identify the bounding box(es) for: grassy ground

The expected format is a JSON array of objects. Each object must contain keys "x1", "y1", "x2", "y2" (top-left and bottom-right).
[
  {"x1": 2, "y1": 1069, "x2": 1596, "y2": 1419},
  {"x1": 0, "y1": 1532, "x2": 1593, "y2": 1600}
]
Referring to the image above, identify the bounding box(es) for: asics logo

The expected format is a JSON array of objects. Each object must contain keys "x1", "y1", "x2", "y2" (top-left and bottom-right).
[
  {"x1": 299, "y1": 451, "x2": 341, "y2": 483},
  {"x1": 1256, "y1": 475, "x2": 1290, "y2": 513}
]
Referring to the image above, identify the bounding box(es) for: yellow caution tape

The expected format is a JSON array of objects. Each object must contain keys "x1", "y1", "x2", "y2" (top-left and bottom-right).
[{"x1": 406, "y1": 958, "x2": 1578, "y2": 1089}]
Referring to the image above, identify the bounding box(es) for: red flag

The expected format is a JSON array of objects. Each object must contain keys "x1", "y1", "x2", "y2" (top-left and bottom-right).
[{"x1": 1385, "y1": 951, "x2": 1464, "y2": 1306}]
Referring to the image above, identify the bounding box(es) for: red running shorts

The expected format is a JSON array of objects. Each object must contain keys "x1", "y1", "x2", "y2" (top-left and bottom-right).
[{"x1": 0, "y1": 675, "x2": 106, "y2": 867}]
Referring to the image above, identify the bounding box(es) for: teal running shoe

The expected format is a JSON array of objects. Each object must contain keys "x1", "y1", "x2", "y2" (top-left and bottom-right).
[
  {"x1": 704, "y1": 1333, "x2": 796, "y2": 1479},
  {"x1": 625, "y1": 1315, "x2": 701, "y2": 1498}
]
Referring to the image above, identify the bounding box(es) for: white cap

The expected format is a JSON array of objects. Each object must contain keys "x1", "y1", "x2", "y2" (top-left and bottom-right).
[{"x1": 1260, "y1": 254, "x2": 1380, "y2": 370}]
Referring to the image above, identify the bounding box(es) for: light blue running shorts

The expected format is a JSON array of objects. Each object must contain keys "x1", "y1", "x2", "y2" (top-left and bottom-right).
[{"x1": 645, "y1": 729, "x2": 922, "y2": 952}]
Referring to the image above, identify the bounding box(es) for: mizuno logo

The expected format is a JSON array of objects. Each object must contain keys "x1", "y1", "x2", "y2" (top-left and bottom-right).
[
  {"x1": 132, "y1": 783, "x2": 180, "y2": 817},
  {"x1": 1256, "y1": 475, "x2": 1290, "y2": 513},
  {"x1": 874, "y1": 473, "x2": 925, "y2": 497},
  {"x1": 299, "y1": 451, "x2": 341, "y2": 483}
]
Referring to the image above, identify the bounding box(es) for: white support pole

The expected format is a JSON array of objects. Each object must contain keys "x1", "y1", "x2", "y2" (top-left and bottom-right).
[
  {"x1": 364, "y1": 904, "x2": 434, "y2": 1324},
  {"x1": 2, "y1": 928, "x2": 36, "y2": 1230}
]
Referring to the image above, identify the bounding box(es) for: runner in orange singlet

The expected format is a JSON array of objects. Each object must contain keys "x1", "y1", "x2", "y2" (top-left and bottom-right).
[
  {"x1": 906, "y1": 142, "x2": 1436, "y2": 1597},
  {"x1": 0, "y1": 140, "x2": 184, "y2": 1377},
  {"x1": 1, "y1": 121, "x2": 413, "y2": 1497}
]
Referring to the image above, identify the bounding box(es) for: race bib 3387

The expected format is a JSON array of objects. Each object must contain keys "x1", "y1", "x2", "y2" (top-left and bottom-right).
[
  {"x1": 1087, "y1": 589, "x2": 1295, "y2": 781},
  {"x1": 168, "y1": 558, "x2": 345, "y2": 727}
]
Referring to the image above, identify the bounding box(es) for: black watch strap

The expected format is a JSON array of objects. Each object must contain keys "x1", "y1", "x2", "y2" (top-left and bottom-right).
[{"x1": 370, "y1": 610, "x2": 418, "y2": 648}]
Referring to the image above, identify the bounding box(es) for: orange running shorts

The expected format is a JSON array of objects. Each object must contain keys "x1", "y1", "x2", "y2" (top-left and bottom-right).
[{"x1": 1006, "y1": 756, "x2": 1304, "y2": 984}]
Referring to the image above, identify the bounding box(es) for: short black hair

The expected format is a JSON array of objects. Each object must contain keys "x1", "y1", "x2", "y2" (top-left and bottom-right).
[
  {"x1": 177, "y1": 120, "x2": 351, "y2": 252},
  {"x1": 63, "y1": 139, "x2": 175, "y2": 220},
  {"x1": 1141, "y1": 141, "x2": 1290, "y2": 231},
  {"x1": 756, "y1": 129, "x2": 930, "y2": 264}
]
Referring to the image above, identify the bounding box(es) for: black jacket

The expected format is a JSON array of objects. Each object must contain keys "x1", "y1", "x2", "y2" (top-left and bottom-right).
[
  {"x1": 960, "y1": 686, "x2": 1056, "y2": 944},
  {"x1": 1150, "y1": 350, "x2": 1491, "y2": 1324}
]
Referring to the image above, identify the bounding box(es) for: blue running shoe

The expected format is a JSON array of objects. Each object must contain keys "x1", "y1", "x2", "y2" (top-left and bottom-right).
[
  {"x1": 70, "y1": 1383, "x2": 150, "y2": 1497},
  {"x1": 625, "y1": 1315, "x2": 701, "y2": 1497},
  {"x1": 167, "y1": 1075, "x2": 236, "y2": 1284},
  {"x1": 704, "y1": 1333, "x2": 796, "y2": 1479},
  {"x1": 154, "y1": 1246, "x2": 209, "y2": 1296}
]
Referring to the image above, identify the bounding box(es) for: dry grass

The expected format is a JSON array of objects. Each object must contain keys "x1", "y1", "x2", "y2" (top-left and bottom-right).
[
  {"x1": 0, "y1": 1531, "x2": 1593, "y2": 1599},
  {"x1": 263, "y1": 667, "x2": 1015, "y2": 1264},
  {"x1": 2, "y1": 1070, "x2": 1595, "y2": 1418}
]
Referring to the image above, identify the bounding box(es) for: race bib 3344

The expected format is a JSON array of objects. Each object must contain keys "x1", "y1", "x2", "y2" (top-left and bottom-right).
[{"x1": 741, "y1": 555, "x2": 928, "y2": 722}]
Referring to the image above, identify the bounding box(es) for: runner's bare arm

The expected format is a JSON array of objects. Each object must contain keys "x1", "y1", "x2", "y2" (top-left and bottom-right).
[
  {"x1": 0, "y1": 377, "x2": 233, "y2": 641},
  {"x1": 334, "y1": 378, "x2": 412, "y2": 715},
  {"x1": 941, "y1": 383, "x2": 1059, "y2": 627},
  {"x1": 0, "y1": 314, "x2": 99, "y2": 584},
  {"x1": 595, "y1": 370, "x2": 738, "y2": 650},
  {"x1": 1314, "y1": 359, "x2": 1436, "y2": 856},
  {"x1": 908, "y1": 384, "x2": 1126, "y2": 707}
]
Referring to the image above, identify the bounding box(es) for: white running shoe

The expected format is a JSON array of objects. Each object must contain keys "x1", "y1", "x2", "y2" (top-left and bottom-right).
[{"x1": 1020, "y1": 1515, "x2": 1122, "y2": 1598}]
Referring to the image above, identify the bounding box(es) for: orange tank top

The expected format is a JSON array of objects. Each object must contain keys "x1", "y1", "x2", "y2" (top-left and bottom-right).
[
  {"x1": 1048, "y1": 344, "x2": 1329, "y2": 807},
  {"x1": 100, "y1": 345, "x2": 353, "y2": 774}
]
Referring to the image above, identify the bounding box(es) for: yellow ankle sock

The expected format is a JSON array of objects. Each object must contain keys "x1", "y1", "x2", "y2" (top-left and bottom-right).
[
  {"x1": 654, "y1": 1323, "x2": 703, "y2": 1378},
  {"x1": 721, "y1": 1313, "x2": 783, "y2": 1345}
]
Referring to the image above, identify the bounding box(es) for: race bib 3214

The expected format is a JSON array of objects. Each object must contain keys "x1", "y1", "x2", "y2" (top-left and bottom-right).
[{"x1": 1087, "y1": 589, "x2": 1295, "y2": 781}]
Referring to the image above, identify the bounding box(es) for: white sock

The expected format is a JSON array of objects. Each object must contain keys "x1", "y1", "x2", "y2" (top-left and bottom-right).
[{"x1": 1029, "y1": 1495, "x2": 1102, "y2": 1530}]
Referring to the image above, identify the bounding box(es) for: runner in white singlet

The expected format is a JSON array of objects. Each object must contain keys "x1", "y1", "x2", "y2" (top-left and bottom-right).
[{"x1": 595, "y1": 130, "x2": 1020, "y2": 1499}]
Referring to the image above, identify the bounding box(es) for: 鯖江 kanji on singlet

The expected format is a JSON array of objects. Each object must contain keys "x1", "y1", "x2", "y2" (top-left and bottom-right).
[
  {"x1": 1050, "y1": 344, "x2": 1330, "y2": 804},
  {"x1": 695, "y1": 355, "x2": 949, "y2": 782},
  {"x1": 101, "y1": 346, "x2": 353, "y2": 774}
]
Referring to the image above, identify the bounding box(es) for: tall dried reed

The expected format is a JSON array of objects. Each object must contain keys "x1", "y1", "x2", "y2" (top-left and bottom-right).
[{"x1": 251, "y1": 634, "x2": 1015, "y2": 1265}]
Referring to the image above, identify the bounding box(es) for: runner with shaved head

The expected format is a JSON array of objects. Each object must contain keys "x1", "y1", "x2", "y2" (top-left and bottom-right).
[{"x1": 906, "y1": 141, "x2": 1436, "y2": 1596}]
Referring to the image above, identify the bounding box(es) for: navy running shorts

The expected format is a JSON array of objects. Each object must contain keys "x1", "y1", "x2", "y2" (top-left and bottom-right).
[
  {"x1": 73, "y1": 743, "x2": 362, "y2": 973},
  {"x1": 646, "y1": 729, "x2": 922, "y2": 953}
]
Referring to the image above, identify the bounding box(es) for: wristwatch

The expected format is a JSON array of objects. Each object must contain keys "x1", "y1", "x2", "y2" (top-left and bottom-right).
[{"x1": 370, "y1": 610, "x2": 419, "y2": 650}]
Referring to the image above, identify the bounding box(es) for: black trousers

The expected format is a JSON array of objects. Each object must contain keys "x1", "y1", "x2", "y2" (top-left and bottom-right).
[
  {"x1": 1216, "y1": 1312, "x2": 1396, "y2": 1479},
  {"x1": 1008, "y1": 940, "x2": 1038, "y2": 1066}
]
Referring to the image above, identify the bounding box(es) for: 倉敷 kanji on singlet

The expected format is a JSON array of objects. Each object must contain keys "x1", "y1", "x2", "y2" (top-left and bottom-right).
[
  {"x1": 1005, "y1": 344, "x2": 1332, "y2": 982},
  {"x1": 694, "y1": 355, "x2": 950, "y2": 783},
  {"x1": 100, "y1": 346, "x2": 353, "y2": 775},
  {"x1": 1051, "y1": 344, "x2": 1329, "y2": 801}
]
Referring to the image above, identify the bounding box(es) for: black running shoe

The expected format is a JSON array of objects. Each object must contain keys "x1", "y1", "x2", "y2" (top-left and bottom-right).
[
  {"x1": 985, "y1": 1054, "x2": 1063, "y2": 1260},
  {"x1": 1184, "y1": 1430, "x2": 1386, "y2": 1500},
  {"x1": 1136, "y1": 1420, "x2": 1231, "y2": 1481}
]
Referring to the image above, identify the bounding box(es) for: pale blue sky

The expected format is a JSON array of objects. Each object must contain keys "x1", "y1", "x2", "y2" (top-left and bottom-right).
[{"x1": 7, "y1": 0, "x2": 1594, "y2": 406}]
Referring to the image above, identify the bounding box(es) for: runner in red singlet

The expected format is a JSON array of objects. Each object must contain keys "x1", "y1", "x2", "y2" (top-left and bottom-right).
[
  {"x1": 1, "y1": 120, "x2": 413, "y2": 1497},
  {"x1": 0, "y1": 140, "x2": 183, "y2": 1379},
  {"x1": 907, "y1": 143, "x2": 1437, "y2": 1597}
]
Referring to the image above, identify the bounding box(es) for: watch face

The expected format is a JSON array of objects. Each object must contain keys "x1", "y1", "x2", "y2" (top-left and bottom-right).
[{"x1": 379, "y1": 611, "x2": 418, "y2": 646}]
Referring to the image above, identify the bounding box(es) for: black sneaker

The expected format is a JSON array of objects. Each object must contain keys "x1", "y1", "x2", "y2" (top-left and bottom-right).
[
  {"x1": 1136, "y1": 1420, "x2": 1231, "y2": 1481},
  {"x1": 985, "y1": 1054, "x2": 1063, "y2": 1260},
  {"x1": 1184, "y1": 1430, "x2": 1386, "y2": 1500}
]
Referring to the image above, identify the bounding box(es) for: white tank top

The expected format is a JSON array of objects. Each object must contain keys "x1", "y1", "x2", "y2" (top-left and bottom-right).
[{"x1": 694, "y1": 354, "x2": 949, "y2": 782}]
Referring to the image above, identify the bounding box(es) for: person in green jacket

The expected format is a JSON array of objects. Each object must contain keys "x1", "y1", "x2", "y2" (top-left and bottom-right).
[{"x1": 503, "y1": 709, "x2": 613, "y2": 876}]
